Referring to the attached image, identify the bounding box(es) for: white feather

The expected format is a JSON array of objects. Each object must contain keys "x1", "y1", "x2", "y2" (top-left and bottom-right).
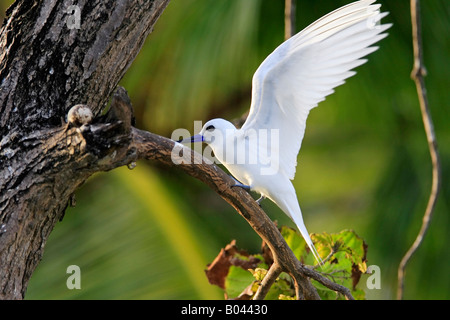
[
  {"x1": 242, "y1": 2, "x2": 391, "y2": 181},
  {"x1": 191, "y1": 1, "x2": 391, "y2": 264}
]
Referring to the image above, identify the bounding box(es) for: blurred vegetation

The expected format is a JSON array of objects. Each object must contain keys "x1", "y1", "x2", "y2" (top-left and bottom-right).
[
  {"x1": 1, "y1": 0, "x2": 449, "y2": 299},
  {"x1": 217, "y1": 229, "x2": 370, "y2": 300}
]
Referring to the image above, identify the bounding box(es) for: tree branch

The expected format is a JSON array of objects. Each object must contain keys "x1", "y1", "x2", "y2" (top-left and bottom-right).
[
  {"x1": 253, "y1": 262, "x2": 282, "y2": 300},
  {"x1": 285, "y1": 0, "x2": 296, "y2": 40},
  {"x1": 397, "y1": 0, "x2": 441, "y2": 300}
]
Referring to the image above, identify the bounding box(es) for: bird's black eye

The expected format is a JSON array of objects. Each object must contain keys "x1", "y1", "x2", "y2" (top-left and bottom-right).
[{"x1": 206, "y1": 125, "x2": 215, "y2": 131}]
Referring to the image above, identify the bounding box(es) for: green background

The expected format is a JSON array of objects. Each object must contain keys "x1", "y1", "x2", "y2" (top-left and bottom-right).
[{"x1": 1, "y1": 0, "x2": 448, "y2": 299}]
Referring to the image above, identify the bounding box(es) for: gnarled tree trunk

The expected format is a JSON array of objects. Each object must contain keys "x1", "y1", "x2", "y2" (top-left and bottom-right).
[{"x1": 0, "y1": 0, "x2": 170, "y2": 299}]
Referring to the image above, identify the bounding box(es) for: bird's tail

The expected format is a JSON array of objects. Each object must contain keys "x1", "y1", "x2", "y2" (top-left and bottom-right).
[
  {"x1": 290, "y1": 208, "x2": 323, "y2": 266},
  {"x1": 277, "y1": 196, "x2": 323, "y2": 265}
]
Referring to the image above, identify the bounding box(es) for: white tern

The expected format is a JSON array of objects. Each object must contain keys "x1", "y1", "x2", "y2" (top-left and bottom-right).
[{"x1": 178, "y1": 0, "x2": 391, "y2": 263}]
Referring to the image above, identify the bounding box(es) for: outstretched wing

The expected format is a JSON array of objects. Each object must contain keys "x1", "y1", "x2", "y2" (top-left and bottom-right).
[{"x1": 241, "y1": 0, "x2": 391, "y2": 179}]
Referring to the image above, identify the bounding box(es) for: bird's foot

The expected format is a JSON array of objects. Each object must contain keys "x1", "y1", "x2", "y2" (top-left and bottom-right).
[
  {"x1": 256, "y1": 195, "x2": 266, "y2": 206},
  {"x1": 230, "y1": 176, "x2": 251, "y2": 190}
]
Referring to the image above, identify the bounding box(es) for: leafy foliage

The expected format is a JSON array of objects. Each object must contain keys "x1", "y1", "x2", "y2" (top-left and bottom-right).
[
  {"x1": 206, "y1": 228, "x2": 368, "y2": 300},
  {"x1": 310, "y1": 230, "x2": 368, "y2": 300}
]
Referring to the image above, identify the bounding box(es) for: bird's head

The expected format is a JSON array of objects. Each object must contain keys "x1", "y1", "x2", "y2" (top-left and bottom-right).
[
  {"x1": 199, "y1": 119, "x2": 236, "y2": 144},
  {"x1": 178, "y1": 118, "x2": 236, "y2": 147}
]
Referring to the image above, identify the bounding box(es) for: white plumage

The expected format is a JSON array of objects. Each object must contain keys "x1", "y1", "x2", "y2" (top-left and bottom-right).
[{"x1": 180, "y1": 0, "x2": 391, "y2": 263}]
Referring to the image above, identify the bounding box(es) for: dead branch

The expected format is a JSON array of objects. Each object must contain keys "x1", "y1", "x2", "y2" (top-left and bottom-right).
[
  {"x1": 285, "y1": 0, "x2": 296, "y2": 40},
  {"x1": 397, "y1": 0, "x2": 442, "y2": 300}
]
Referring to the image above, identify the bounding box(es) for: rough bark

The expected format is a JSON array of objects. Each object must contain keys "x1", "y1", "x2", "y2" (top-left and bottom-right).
[{"x1": 0, "y1": 0, "x2": 170, "y2": 299}]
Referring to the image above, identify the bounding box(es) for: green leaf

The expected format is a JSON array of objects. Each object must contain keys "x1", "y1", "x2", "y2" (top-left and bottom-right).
[
  {"x1": 280, "y1": 227, "x2": 308, "y2": 261},
  {"x1": 250, "y1": 268, "x2": 267, "y2": 282},
  {"x1": 225, "y1": 266, "x2": 256, "y2": 298},
  {"x1": 264, "y1": 273, "x2": 295, "y2": 300},
  {"x1": 312, "y1": 230, "x2": 368, "y2": 299},
  {"x1": 280, "y1": 227, "x2": 368, "y2": 299}
]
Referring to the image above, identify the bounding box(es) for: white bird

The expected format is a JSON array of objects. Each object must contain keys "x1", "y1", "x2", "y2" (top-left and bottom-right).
[{"x1": 178, "y1": 0, "x2": 391, "y2": 264}]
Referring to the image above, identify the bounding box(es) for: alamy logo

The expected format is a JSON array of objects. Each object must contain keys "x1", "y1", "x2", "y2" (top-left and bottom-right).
[
  {"x1": 366, "y1": 265, "x2": 381, "y2": 290},
  {"x1": 66, "y1": 265, "x2": 81, "y2": 290},
  {"x1": 171, "y1": 121, "x2": 280, "y2": 176}
]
